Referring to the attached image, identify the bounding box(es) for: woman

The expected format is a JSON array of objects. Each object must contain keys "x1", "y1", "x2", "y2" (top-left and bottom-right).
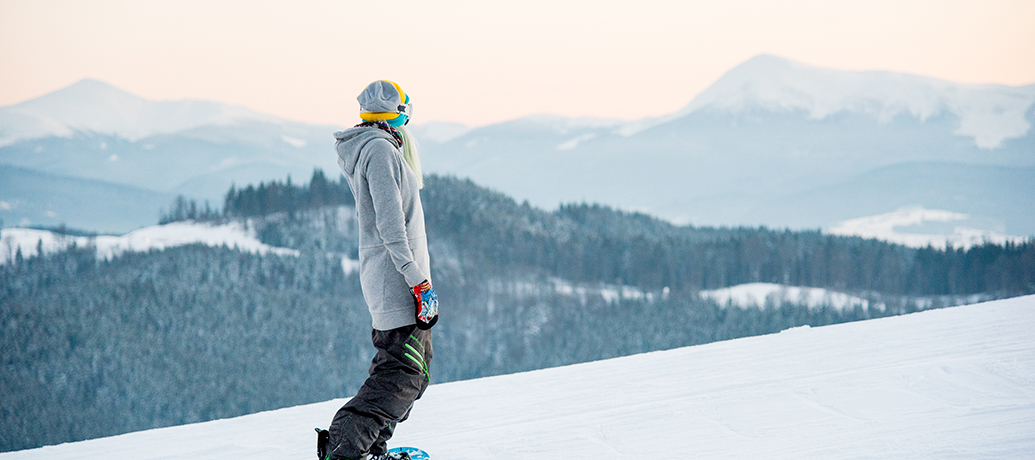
[{"x1": 318, "y1": 80, "x2": 438, "y2": 460}]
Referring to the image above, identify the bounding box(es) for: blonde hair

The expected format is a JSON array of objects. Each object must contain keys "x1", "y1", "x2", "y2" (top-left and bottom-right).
[{"x1": 398, "y1": 125, "x2": 423, "y2": 189}]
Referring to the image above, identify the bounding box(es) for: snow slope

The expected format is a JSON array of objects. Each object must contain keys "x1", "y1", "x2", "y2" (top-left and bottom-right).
[
  {"x1": 6, "y1": 295, "x2": 1033, "y2": 459},
  {"x1": 827, "y1": 206, "x2": 1031, "y2": 249},
  {"x1": 699, "y1": 282, "x2": 875, "y2": 311},
  {"x1": 0, "y1": 221, "x2": 296, "y2": 264}
]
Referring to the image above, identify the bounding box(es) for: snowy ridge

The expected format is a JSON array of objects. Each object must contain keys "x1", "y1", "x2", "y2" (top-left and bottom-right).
[
  {"x1": 5, "y1": 295, "x2": 1033, "y2": 459},
  {"x1": 698, "y1": 282, "x2": 994, "y2": 312},
  {"x1": 0, "y1": 221, "x2": 297, "y2": 264},
  {"x1": 827, "y1": 206, "x2": 1031, "y2": 249},
  {"x1": 621, "y1": 55, "x2": 1035, "y2": 148},
  {"x1": 555, "y1": 132, "x2": 597, "y2": 151},
  {"x1": 700, "y1": 282, "x2": 875, "y2": 311},
  {"x1": 502, "y1": 278, "x2": 671, "y2": 304},
  {"x1": 0, "y1": 79, "x2": 281, "y2": 146},
  {"x1": 550, "y1": 277, "x2": 667, "y2": 303},
  {"x1": 493, "y1": 278, "x2": 671, "y2": 305}
]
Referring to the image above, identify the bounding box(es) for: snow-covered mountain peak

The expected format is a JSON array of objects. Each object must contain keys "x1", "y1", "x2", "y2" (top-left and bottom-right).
[
  {"x1": 684, "y1": 54, "x2": 945, "y2": 119},
  {"x1": 659, "y1": 54, "x2": 1035, "y2": 148},
  {"x1": 20, "y1": 79, "x2": 145, "y2": 113},
  {"x1": 0, "y1": 79, "x2": 281, "y2": 145},
  {"x1": 826, "y1": 206, "x2": 1031, "y2": 249}
]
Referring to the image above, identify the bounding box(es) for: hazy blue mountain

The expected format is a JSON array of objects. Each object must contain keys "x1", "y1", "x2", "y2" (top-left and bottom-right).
[
  {"x1": 0, "y1": 78, "x2": 284, "y2": 145},
  {"x1": 755, "y1": 162, "x2": 1035, "y2": 234},
  {"x1": 0, "y1": 165, "x2": 175, "y2": 233},
  {"x1": 0, "y1": 79, "x2": 342, "y2": 204}
]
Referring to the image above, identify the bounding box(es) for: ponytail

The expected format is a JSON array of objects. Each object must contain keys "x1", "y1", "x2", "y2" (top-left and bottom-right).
[{"x1": 397, "y1": 125, "x2": 423, "y2": 189}]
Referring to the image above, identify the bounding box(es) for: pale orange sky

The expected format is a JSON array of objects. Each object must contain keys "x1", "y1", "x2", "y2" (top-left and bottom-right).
[{"x1": 1, "y1": 0, "x2": 1033, "y2": 127}]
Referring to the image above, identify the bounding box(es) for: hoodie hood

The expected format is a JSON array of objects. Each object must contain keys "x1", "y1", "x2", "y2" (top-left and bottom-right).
[{"x1": 334, "y1": 126, "x2": 402, "y2": 175}]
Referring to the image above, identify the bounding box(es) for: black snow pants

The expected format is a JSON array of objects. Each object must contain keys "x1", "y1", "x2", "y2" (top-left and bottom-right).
[{"x1": 328, "y1": 324, "x2": 432, "y2": 460}]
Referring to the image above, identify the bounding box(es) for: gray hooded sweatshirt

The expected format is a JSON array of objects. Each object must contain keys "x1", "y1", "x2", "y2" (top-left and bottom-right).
[{"x1": 335, "y1": 126, "x2": 431, "y2": 331}]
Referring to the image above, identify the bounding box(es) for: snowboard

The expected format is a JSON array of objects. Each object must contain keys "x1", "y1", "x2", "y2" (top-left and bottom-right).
[{"x1": 388, "y1": 446, "x2": 430, "y2": 459}]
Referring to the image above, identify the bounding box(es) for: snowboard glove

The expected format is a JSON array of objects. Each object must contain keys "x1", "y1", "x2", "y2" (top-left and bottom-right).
[{"x1": 412, "y1": 279, "x2": 439, "y2": 330}]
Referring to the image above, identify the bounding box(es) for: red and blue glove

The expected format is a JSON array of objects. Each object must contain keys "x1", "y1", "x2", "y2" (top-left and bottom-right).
[{"x1": 412, "y1": 279, "x2": 439, "y2": 330}]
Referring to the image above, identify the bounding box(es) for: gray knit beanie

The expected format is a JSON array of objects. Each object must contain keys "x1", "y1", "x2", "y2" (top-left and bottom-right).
[{"x1": 358, "y1": 80, "x2": 408, "y2": 115}]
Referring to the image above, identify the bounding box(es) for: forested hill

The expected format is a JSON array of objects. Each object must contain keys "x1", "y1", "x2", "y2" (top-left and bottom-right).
[
  {"x1": 419, "y1": 175, "x2": 1034, "y2": 297},
  {"x1": 2, "y1": 171, "x2": 1033, "y2": 452},
  {"x1": 208, "y1": 170, "x2": 1035, "y2": 296}
]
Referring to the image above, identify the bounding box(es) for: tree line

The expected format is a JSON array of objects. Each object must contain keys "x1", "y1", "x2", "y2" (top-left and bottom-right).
[
  {"x1": 160, "y1": 171, "x2": 1035, "y2": 298},
  {"x1": 159, "y1": 169, "x2": 355, "y2": 224},
  {"x1": 419, "y1": 175, "x2": 1035, "y2": 297}
]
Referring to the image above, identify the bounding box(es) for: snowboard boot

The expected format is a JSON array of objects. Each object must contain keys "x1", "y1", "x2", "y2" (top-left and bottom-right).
[
  {"x1": 316, "y1": 428, "x2": 412, "y2": 460},
  {"x1": 316, "y1": 428, "x2": 330, "y2": 460}
]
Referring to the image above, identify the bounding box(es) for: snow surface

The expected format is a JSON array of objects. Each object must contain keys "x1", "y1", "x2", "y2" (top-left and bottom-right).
[
  {"x1": 7, "y1": 295, "x2": 1034, "y2": 459},
  {"x1": 0, "y1": 221, "x2": 297, "y2": 264},
  {"x1": 700, "y1": 282, "x2": 875, "y2": 311},
  {"x1": 827, "y1": 206, "x2": 1031, "y2": 249},
  {"x1": 622, "y1": 54, "x2": 1035, "y2": 149}
]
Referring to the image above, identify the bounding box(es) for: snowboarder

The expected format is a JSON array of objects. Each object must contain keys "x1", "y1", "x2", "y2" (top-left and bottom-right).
[{"x1": 317, "y1": 80, "x2": 439, "y2": 460}]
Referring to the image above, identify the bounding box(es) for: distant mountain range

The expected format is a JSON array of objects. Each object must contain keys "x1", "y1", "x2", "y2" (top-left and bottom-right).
[
  {"x1": 1, "y1": 55, "x2": 1033, "y2": 238},
  {"x1": 0, "y1": 165, "x2": 174, "y2": 233},
  {"x1": 0, "y1": 79, "x2": 342, "y2": 232},
  {"x1": 414, "y1": 55, "x2": 1035, "y2": 238}
]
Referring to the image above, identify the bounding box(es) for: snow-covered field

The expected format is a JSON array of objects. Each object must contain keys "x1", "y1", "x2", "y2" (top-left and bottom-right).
[
  {"x1": 7, "y1": 295, "x2": 1033, "y2": 459},
  {"x1": 0, "y1": 221, "x2": 297, "y2": 264},
  {"x1": 698, "y1": 282, "x2": 994, "y2": 313},
  {"x1": 827, "y1": 207, "x2": 1030, "y2": 249},
  {"x1": 548, "y1": 278, "x2": 668, "y2": 303},
  {"x1": 699, "y1": 282, "x2": 875, "y2": 311}
]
